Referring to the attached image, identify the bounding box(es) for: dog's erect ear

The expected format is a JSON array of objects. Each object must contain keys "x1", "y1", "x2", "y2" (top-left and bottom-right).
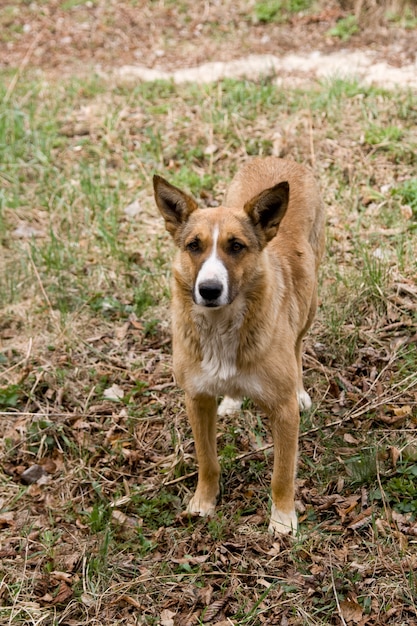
[
  {"x1": 244, "y1": 182, "x2": 289, "y2": 246},
  {"x1": 153, "y1": 175, "x2": 198, "y2": 239}
]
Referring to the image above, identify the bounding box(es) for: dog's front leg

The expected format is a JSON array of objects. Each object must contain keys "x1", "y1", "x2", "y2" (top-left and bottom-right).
[
  {"x1": 185, "y1": 393, "x2": 220, "y2": 517},
  {"x1": 267, "y1": 394, "x2": 300, "y2": 536}
]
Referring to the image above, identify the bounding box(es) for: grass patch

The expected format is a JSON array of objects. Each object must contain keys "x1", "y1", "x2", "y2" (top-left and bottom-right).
[
  {"x1": 327, "y1": 14, "x2": 360, "y2": 41},
  {"x1": 254, "y1": 0, "x2": 314, "y2": 23},
  {"x1": 1, "y1": 65, "x2": 417, "y2": 625}
]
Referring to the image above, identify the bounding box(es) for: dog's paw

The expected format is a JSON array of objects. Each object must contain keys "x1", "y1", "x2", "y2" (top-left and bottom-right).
[
  {"x1": 217, "y1": 396, "x2": 241, "y2": 416},
  {"x1": 297, "y1": 389, "x2": 312, "y2": 412},
  {"x1": 268, "y1": 504, "x2": 298, "y2": 536},
  {"x1": 187, "y1": 495, "x2": 216, "y2": 517}
]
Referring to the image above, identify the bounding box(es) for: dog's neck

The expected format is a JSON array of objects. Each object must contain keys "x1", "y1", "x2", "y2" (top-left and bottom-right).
[{"x1": 192, "y1": 300, "x2": 245, "y2": 381}]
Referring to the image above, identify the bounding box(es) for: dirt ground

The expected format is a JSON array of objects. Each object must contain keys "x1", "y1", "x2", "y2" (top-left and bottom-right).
[
  {"x1": 1, "y1": 0, "x2": 416, "y2": 82},
  {"x1": 1, "y1": 3, "x2": 417, "y2": 625}
]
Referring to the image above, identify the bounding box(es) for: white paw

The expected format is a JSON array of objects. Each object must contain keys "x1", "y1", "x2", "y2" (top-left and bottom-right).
[
  {"x1": 217, "y1": 396, "x2": 241, "y2": 416},
  {"x1": 187, "y1": 495, "x2": 216, "y2": 517},
  {"x1": 297, "y1": 389, "x2": 312, "y2": 411},
  {"x1": 268, "y1": 504, "x2": 298, "y2": 536}
]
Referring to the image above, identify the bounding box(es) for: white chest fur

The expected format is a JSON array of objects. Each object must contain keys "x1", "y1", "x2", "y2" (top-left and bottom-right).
[{"x1": 189, "y1": 307, "x2": 261, "y2": 399}]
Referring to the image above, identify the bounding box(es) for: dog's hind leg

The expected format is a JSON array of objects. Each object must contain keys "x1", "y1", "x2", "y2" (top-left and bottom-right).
[
  {"x1": 217, "y1": 396, "x2": 241, "y2": 416},
  {"x1": 295, "y1": 335, "x2": 312, "y2": 412},
  {"x1": 186, "y1": 393, "x2": 220, "y2": 517},
  {"x1": 295, "y1": 291, "x2": 317, "y2": 411}
]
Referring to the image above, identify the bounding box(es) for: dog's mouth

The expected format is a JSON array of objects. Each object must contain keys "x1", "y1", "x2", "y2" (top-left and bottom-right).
[
  {"x1": 201, "y1": 301, "x2": 224, "y2": 308},
  {"x1": 192, "y1": 294, "x2": 226, "y2": 309}
]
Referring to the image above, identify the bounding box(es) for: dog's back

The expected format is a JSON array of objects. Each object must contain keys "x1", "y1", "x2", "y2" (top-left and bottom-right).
[{"x1": 225, "y1": 157, "x2": 325, "y2": 269}]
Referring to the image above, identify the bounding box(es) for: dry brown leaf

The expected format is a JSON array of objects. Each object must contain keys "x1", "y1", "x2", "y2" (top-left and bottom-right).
[
  {"x1": 203, "y1": 597, "x2": 229, "y2": 622},
  {"x1": 389, "y1": 446, "x2": 401, "y2": 467},
  {"x1": 160, "y1": 609, "x2": 175, "y2": 626},
  {"x1": 378, "y1": 412, "x2": 408, "y2": 426},
  {"x1": 0, "y1": 511, "x2": 15, "y2": 528},
  {"x1": 51, "y1": 582, "x2": 73, "y2": 605},
  {"x1": 197, "y1": 584, "x2": 214, "y2": 605},
  {"x1": 51, "y1": 571, "x2": 72, "y2": 583},
  {"x1": 392, "y1": 405, "x2": 412, "y2": 417},
  {"x1": 340, "y1": 599, "x2": 363, "y2": 623},
  {"x1": 172, "y1": 554, "x2": 210, "y2": 566},
  {"x1": 347, "y1": 508, "x2": 374, "y2": 530},
  {"x1": 116, "y1": 595, "x2": 142, "y2": 609},
  {"x1": 39, "y1": 457, "x2": 57, "y2": 473},
  {"x1": 343, "y1": 433, "x2": 359, "y2": 445}
]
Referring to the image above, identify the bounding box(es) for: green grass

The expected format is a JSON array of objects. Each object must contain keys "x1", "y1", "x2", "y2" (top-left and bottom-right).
[
  {"x1": 327, "y1": 14, "x2": 359, "y2": 41},
  {"x1": 1, "y1": 65, "x2": 417, "y2": 625},
  {"x1": 254, "y1": 0, "x2": 314, "y2": 23}
]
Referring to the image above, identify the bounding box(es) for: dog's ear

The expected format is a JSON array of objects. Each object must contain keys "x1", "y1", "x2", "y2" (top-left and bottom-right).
[
  {"x1": 153, "y1": 175, "x2": 198, "y2": 239},
  {"x1": 244, "y1": 182, "x2": 289, "y2": 246}
]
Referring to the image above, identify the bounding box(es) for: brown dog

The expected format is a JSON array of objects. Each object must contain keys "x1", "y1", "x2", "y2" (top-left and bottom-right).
[{"x1": 153, "y1": 157, "x2": 325, "y2": 535}]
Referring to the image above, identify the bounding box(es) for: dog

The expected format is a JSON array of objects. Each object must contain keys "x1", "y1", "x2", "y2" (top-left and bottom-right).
[{"x1": 153, "y1": 157, "x2": 325, "y2": 535}]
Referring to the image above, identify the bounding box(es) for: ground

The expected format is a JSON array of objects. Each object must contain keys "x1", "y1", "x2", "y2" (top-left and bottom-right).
[
  {"x1": 1, "y1": 0, "x2": 417, "y2": 78},
  {"x1": 1, "y1": 1, "x2": 417, "y2": 625}
]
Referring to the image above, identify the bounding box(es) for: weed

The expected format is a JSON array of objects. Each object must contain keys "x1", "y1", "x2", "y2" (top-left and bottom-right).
[
  {"x1": 345, "y1": 450, "x2": 379, "y2": 486},
  {"x1": 254, "y1": 0, "x2": 312, "y2": 22},
  {"x1": 375, "y1": 462, "x2": 417, "y2": 517},
  {"x1": 85, "y1": 501, "x2": 112, "y2": 533},
  {"x1": 365, "y1": 123, "x2": 404, "y2": 148},
  {"x1": 327, "y1": 15, "x2": 360, "y2": 41},
  {"x1": 0, "y1": 384, "x2": 21, "y2": 408},
  {"x1": 393, "y1": 178, "x2": 417, "y2": 218}
]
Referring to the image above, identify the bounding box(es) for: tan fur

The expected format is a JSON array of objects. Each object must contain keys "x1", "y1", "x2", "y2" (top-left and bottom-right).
[{"x1": 153, "y1": 157, "x2": 325, "y2": 535}]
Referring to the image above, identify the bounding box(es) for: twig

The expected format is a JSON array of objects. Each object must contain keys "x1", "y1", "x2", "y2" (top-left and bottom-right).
[
  {"x1": 4, "y1": 30, "x2": 44, "y2": 103},
  {"x1": 163, "y1": 470, "x2": 198, "y2": 486},
  {"x1": 329, "y1": 551, "x2": 348, "y2": 626},
  {"x1": 29, "y1": 252, "x2": 59, "y2": 324}
]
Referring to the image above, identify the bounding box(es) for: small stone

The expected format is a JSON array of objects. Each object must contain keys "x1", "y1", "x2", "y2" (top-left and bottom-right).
[{"x1": 21, "y1": 464, "x2": 47, "y2": 485}]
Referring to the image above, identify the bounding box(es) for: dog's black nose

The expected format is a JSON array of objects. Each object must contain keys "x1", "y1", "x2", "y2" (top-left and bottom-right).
[{"x1": 199, "y1": 280, "x2": 223, "y2": 302}]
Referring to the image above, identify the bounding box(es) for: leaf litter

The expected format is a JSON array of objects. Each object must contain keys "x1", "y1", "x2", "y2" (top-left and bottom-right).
[{"x1": 1, "y1": 2, "x2": 417, "y2": 625}]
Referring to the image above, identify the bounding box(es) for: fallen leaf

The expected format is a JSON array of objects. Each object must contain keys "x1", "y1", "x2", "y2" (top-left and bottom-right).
[
  {"x1": 81, "y1": 592, "x2": 95, "y2": 607},
  {"x1": 112, "y1": 594, "x2": 142, "y2": 609},
  {"x1": 0, "y1": 511, "x2": 15, "y2": 528},
  {"x1": 124, "y1": 199, "x2": 142, "y2": 217},
  {"x1": 39, "y1": 458, "x2": 57, "y2": 473},
  {"x1": 389, "y1": 446, "x2": 401, "y2": 467},
  {"x1": 103, "y1": 384, "x2": 124, "y2": 401},
  {"x1": 203, "y1": 597, "x2": 229, "y2": 622},
  {"x1": 51, "y1": 571, "x2": 72, "y2": 583},
  {"x1": 344, "y1": 433, "x2": 359, "y2": 445},
  {"x1": 51, "y1": 582, "x2": 73, "y2": 605},
  {"x1": 378, "y1": 412, "x2": 408, "y2": 426},
  {"x1": 171, "y1": 554, "x2": 210, "y2": 565},
  {"x1": 393, "y1": 405, "x2": 412, "y2": 418},
  {"x1": 160, "y1": 609, "x2": 175, "y2": 626},
  {"x1": 340, "y1": 599, "x2": 363, "y2": 623}
]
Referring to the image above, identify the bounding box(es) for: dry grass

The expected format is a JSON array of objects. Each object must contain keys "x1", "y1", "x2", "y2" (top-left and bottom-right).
[{"x1": 1, "y1": 3, "x2": 417, "y2": 624}]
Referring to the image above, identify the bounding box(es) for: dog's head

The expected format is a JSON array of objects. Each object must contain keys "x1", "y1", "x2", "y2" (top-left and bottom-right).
[{"x1": 153, "y1": 175, "x2": 289, "y2": 309}]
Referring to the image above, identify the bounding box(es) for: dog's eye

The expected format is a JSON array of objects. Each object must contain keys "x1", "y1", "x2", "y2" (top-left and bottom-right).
[
  {"x1": 186, "y1": 239, "x2": 201, "y2": 253},
  {"x1": 229, "y1": 240, "x2": 245, "y2": 253}
]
